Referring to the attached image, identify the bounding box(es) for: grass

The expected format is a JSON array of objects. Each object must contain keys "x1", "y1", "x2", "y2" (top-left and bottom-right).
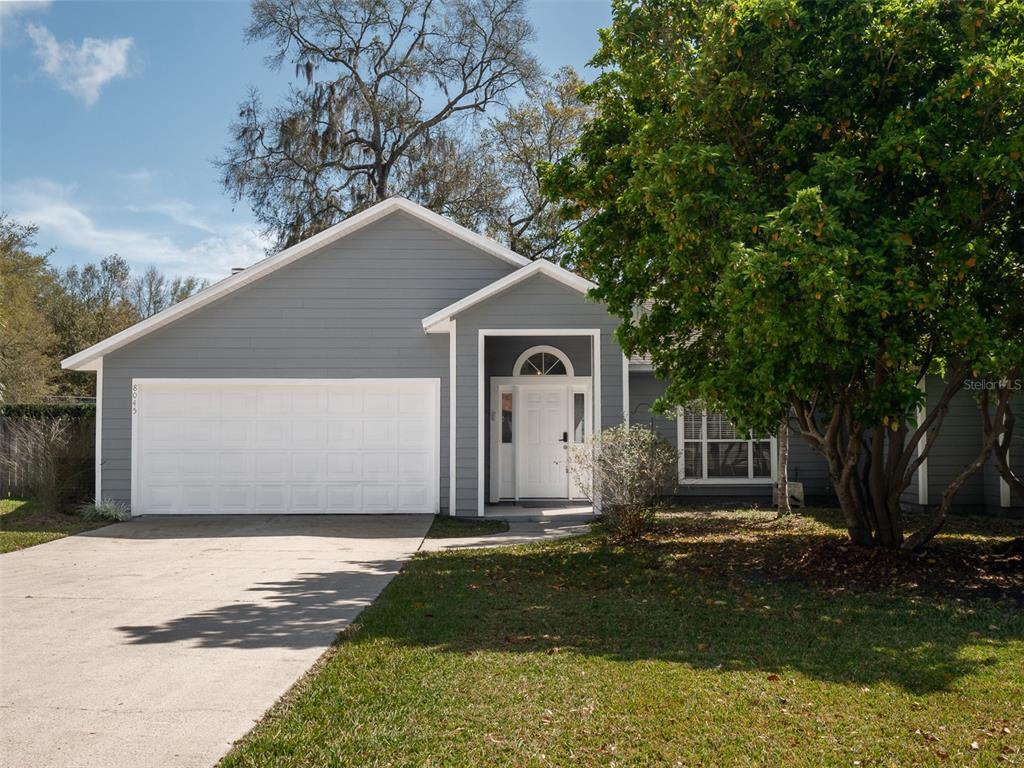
[
  {"x1": 426, "y1": 514, "x2": 510, "y2": 539},
  {"x1": 0, "y1": 498, "x2": 109, "y2": 553},
  {"x1": 220, "y1": 508, "x2": 1024, "y2": 768}
]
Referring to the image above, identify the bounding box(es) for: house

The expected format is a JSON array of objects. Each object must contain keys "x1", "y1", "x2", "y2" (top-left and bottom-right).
[{"x1": 62, "y1": 198, "x2": 1022, "y2": 518}]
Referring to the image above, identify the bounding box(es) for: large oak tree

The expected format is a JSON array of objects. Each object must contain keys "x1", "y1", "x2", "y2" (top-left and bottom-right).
[
  {"x1": 220, "y1": 0, "x2": 540, "y2": 249},
  {"x1": 544, "y1": 0, "x2": 1024, "y2": 549}
]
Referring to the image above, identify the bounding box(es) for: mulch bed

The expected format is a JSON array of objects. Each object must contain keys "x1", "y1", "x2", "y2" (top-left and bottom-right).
[{"x1": 782, "y1": 536, "x2": 1024, "y2": 605}]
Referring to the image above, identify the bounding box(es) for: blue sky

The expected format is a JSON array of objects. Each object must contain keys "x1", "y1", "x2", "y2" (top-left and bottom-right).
[{"x1": 0, "y1": 0, "x2": 611, "y2": 279}]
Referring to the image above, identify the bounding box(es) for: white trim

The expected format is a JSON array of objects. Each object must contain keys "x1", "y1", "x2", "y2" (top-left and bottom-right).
[
  {"x1": 513, "y1": 344, "x2": 575, "y2": 377},
  {"x1": 622, "y1": 354, "x2": 630, "y2": 426},
  {"x1": 676, "y1": 409, "x2": 777, "y2": 484},
  {"x1": 422, "y1": 260, "x2": 596, "y2": 332},
  {"x1": 999, "y1": 407, "x2": 1011, "y2": 508},
  {"x1": 476, "y1": 329, "x2": 602, "y2": 516},
  {"x1": 130, "y1": 377, "x2": 441, "y2": 516},
  {"x1": 593, "y1": 330, "x2": 602, "y2": 436},
  {"x1": 63, "y1": 197, "x2": 530, "y2": 371},
  {"x1": 449, "y1": 319, "x2": 457, "y2": 516},
  {"x1": 477, "y1": 332, "x2": 486, "y2": 516},
  {"x1": 94, "y1": 358, "x2": 103, "y2": 503},
  {"x1": 917, "y1": 377, "x2": 929, "y2": 506},
  {"x1": 130, "y1": 379, "x2": 140, "y2": 516},
  {"x1": 488, "y1": 376, "x2": 593, "y2": 502}
]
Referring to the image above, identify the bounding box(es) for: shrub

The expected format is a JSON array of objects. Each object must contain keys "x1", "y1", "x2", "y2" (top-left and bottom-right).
[
  {"x1": 76, "y1": 499, "x2": 130, "y2": 523},
  {"x1": 568, "y1": 424, "x2": 677, "y2": 540}
]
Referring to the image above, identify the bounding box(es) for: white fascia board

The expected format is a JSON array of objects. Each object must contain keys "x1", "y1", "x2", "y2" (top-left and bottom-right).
[
  {"x1": 62, "y1": 197, "x2": 530, "y2": 370},
  {"x1": 422, "y1": 259, "x2": 596, "y2": 332}
]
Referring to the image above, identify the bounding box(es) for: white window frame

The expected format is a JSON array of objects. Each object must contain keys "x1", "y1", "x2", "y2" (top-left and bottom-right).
[
  {"x1": 676, "y1": 410, "x2": 777, "y2": 485},
  {"x1": 513, "y1": 345, "x2": 575, "y2": 377}
]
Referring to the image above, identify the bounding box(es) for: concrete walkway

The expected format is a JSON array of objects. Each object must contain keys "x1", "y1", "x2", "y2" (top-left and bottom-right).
[
  {"x1": 0, "y1": 514, "x2": 429, "y2": 768},
  {"x1": 419, "y1": 520, "x2": 591, "y2": 552}
]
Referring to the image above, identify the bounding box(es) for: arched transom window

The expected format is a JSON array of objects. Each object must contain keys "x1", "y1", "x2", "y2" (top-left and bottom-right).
[{"x1": 513, "y1": 345, "x2": 574, "y2": 377}]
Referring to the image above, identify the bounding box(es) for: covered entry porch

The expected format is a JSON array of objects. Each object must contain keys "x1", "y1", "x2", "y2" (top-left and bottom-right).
[{"x1": 484, "y1": 334, "x2": 596, "y2": 506}]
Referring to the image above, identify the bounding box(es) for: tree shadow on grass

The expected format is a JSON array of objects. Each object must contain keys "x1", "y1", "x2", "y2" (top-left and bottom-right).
[
  {"x1": 112, "y1": 512, "x2": 1022, "y2": 694},
  {"x1": 359, "y1": 516, "x2": 1023, "y2": 696}
]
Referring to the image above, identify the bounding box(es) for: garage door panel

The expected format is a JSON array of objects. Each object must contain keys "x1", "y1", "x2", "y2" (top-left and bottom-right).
[
  {"x1": 147, "y1": 420, "x2": 181, "y2": 448},
  {"x1": 220, "y1": 421, "x2": 254, "y2": 447},
  {"x1": 292, "y1": 391, "x2": 324, "y2": 415},
  {"x1": 363, "y1": 392, "x2": 397, "y2": 414},
  {"x1": 181, "y1": 485, "x2": 216, "y2": 512},
  {"x1": 290, "y1": 484, "x2": 323, "y2": 512},
  {"x1": 293, "y1": 421, "x2": 327, "y2": 448},
  {"x1": 135, "y1": 380, "x2": 438, "y2": 514},
  {"x1": 328, "y1": 390, "x2": 361, "y2": 414},
  {"x1": 362, "y1": 485, "x2": 396, "y2": 512},
  {"x1": 397, "y1": 485, "x2": 431, "y2": 511},
  {"x1": 254, "y1": 452, "x2": 289, "y2": 480},
  {"x1": 363, "y1": 452, "x2": 397, "y2": 478},
  {"x1": 146, "y1": 453, "x2": 179, "y2": 481},
  {"x1": 257, "y1": 391, "x2": 290, "y2": 415},
  {"x1": 398, "y1": 421, "x2": 427, "y2": 448},
  {"x1": 253, "y1": 485, "x2": 288, "y2": 512},
  {"x1": 220, "y1": 453, "x2": 253, "y2": 480},
  {"x1": 180, "y1": 453, "x2": 217, "y2": 480},
  {"x1": 181, "y1": 420, "x2": 218, "y2": 448},
  {"x1": 221, "y1": 388, "x2": 258, "y2": 416},
  {"x1": 398, "y1": 452, "x2": 430, "y2": 480},
  {"x1": 326, "y1": 484, "x2": 360, "y2": 512},
  {"x1": 291, "y1": 454, "x2": 323, "y2": 481},
  {"x1": 144, "y1": 485, "x2": 179, "y2": 513},
  {"x1": 327, "y1": 421, "x2": 360, "y2": 448},
  {"x1": 326, "y1": 452, "x2": 362, "y2": 480},
  {"x1": 362, "y1": 421, "x2": 396, "y2": 450},
  {"x1": 255, "y1": 421, "x2": 290, "y2": 447},
  {"x1": 220, "y1": 485, "x2": 253, "y2": 511}
]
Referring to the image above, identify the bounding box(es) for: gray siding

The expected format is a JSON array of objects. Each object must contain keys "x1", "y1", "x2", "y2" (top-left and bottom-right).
[
  {"x1": 629, "y1": 371, "x2": 833, "y2": 504},
  {"x1": 925, "y1": 378, "x2": 986, "y2": 512},
  {"x1": 485, "y1": 335, "x2": 592, "y2": 376},
  {"x1": 100, "y1": 210, "x2": 517, "y2": 509},
  {"x1": 454, "y1": 274, "x2": 625, "y2": 513},
  {"x1": 903, "y1": 376, "x2": 1023, "y2": 516}
]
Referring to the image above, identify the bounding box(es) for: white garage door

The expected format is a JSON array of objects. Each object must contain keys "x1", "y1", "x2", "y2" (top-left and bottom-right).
[{"x1": 132, "y1": 379, "x2": 440, "y2": 514}]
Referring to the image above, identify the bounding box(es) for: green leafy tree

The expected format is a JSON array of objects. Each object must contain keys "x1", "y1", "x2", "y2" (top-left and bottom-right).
[
  {"x1": 482, "y1": 66, "x2": 593, "y2": 259},
  {"x1": 544, "y1": 0, "x2": 1024, "y2": 550},
  {"x1": 0, "y1": 216, "x2": 57, "y2": 404}
]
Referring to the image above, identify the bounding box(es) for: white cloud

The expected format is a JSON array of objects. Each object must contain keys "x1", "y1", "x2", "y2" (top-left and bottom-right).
[
  {"x1": 26, "y1": 23, "x2": 132, "y2": 106},
  {"x1": 5, "y1": 179, "x2": 271, "y2": 280},
  {"x1": 0, "y1": 0, "x2": 51, "y2": 19}
]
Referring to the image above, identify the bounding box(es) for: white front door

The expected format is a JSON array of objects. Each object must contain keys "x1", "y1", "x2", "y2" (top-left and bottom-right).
[{"x1": 518, "y1": 385, "x2": 569, "y2": 497}]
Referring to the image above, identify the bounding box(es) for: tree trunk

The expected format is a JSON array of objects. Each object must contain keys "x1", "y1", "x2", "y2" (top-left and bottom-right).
[
  {"x1": 902, "y1": 391, "x2": 1007, "y2": 551},
  {"x1": 776, "y1": 417, "x2": 791, "y2": 517}
]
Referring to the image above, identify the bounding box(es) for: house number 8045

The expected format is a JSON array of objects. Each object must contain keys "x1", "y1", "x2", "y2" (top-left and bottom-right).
[{"x1": 132, "y1": 384, "x2": 138, "y2": 415}]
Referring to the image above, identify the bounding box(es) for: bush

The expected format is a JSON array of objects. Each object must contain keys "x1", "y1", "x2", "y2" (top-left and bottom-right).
[
  {"x1": 0, "y1": 403, "x2": 95, "y2": 419},
  {"x1": 0, "y1": 415, "x2": 93, "y2": 513},
  {"x1": 568, "y1": 424, "x2": 677, "y2": 540},
  {"x1": 76, "y1": 499, "x2": 130, "y2": 522}
]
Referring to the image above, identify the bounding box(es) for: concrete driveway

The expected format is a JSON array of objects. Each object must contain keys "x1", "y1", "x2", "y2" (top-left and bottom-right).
[{"x1": 0, "y1": 515, "x2": 430, "y2": 768}]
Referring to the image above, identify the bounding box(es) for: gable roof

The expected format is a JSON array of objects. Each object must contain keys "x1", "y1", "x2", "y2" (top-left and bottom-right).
[
  {"x1": 421, "y1": 259, "x2": 596, "y2": 333},
  {"x1": 62, "y1": 197, "x2": 532, "y2": 371}
]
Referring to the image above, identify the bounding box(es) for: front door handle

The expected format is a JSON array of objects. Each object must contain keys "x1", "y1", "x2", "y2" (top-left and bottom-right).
[{"x1": 559, "y1": 431, "x2": 568, "y2": 443}]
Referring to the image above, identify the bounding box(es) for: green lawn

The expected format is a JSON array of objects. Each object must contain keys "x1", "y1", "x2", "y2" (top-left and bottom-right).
[
  {"x1": 221, "y1": 509, "x2": 1024, "y2": 767},
  {"x1": 0, "y1": 498, "x2": 109, "y2": 553}
]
